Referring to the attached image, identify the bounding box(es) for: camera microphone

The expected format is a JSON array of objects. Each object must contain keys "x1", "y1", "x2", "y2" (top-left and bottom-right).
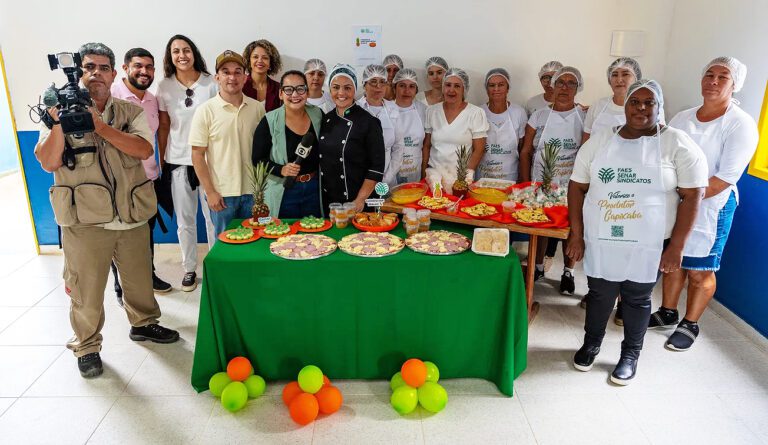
[
  {"x1": 43, "y1": 85, "x2": 59, "y2": 108},
  {"x1": 283, "y1": 132, "x2": 315, "y2": 190}
]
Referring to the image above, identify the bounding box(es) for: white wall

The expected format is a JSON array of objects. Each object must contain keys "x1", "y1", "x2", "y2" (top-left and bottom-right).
[
  {"x1": 0, "y1": 0, "x2": 675, "y2": 131},
  {"x1": 663, "y1": 0, "x2": 768, "y2": 120}
]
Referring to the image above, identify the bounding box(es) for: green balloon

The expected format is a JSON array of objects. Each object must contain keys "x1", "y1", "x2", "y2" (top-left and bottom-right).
[
  {"x1": 209, "y1": 372, "x2": 232, "y2": 397},
  {"x1": 417, "y1": 382, "x2": 448, "y2": 413},
  {"x1": 424, "y1": 361, "x2": 440, "y2": 383},
  {"x1": 221, "y1": 381, "x2": 249, "y2": 412},
  {"x1": 298, "y1": 365, "x2": 324, "y2": 394},
  {"x1": 390, "y1": 385, "x2": 418, "y2": 415},
  {"x1": 390, "y1": 372, "x2": 406, "y2": 390},
  {"x1": 244, "y1": 375, "x2": 266, "y2": 398}
]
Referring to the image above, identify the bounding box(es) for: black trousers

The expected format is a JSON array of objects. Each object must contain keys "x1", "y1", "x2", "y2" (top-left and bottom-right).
[{"x1": 583, "y1": 275, "x2": 659, "y2": 360}]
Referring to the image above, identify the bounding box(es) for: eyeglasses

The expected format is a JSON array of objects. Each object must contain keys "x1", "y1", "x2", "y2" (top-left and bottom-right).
[
  {"x1": 280, "y1": 85, "x2": 308, "y2": 96},
  {"x1": 366, "y1": 79, "x2": 387, "y2": 88},
  {"x1": 539, "y1": 75, "x2": 553, "y2": 83},
  {"x1": 185, "y1": 88, "x2": 194, "y2": 108},
  {"x1": 554, "y1": 80, "x2": 579, "y2": 90}
]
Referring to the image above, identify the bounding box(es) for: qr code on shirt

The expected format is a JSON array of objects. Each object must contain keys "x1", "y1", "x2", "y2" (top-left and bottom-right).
[{"x1": 611, "y1": 225, "x2": 624, "y2": 237}]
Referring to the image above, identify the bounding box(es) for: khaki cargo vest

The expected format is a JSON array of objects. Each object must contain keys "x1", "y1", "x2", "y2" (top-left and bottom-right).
[{"x1": 48, "y1": 97, "x2": 157, "y2": 227}]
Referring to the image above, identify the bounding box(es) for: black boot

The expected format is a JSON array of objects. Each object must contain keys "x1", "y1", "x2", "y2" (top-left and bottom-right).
[
  {"x1": 573, "y1": 343, "x2": 601, "y2": 372},
  {"x1": 610, "y1": 355, "x2": 638, "y2": 385}
]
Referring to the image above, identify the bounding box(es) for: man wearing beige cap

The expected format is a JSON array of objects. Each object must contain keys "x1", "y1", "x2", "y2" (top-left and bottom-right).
[{"x1": 189, "y1": 50, "x2": 266, "y2": 234}]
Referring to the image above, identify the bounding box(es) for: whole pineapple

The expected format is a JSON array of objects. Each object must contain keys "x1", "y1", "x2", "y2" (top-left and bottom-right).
[
  {"x1": 540, "y1": 138, "x2": 561, "y2": 195},
  {"x1": 451, "y1": 145, "x2": 471, "y2": 196},
  {"x1": 251, "y1": 161, "x2": 274, "y2": 221}
]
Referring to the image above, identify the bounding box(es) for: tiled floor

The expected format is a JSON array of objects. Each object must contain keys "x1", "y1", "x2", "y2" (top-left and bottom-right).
[{"x1": 1, "y1": 174, "x2": 767, "y2": 444}]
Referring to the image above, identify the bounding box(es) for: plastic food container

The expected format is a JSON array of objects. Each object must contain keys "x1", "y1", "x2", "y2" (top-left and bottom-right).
[
  {"x1": 469, "y1": 187, "x2": 509, "y2": 205},
  {"x1": 390, "y1": 182, "x2": 428, "y2": 204},
  {"x1": 471, "y1": 228, "x2": 510, "y2": 257}
]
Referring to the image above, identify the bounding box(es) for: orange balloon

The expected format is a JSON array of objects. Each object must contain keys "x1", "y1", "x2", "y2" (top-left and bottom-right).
[
  {"x1": 226, "y1": 357, "x2": 252, "y2": 382},
  {"x1": 282, "y1": 381, "x2": 303, "y2": 406},
  {"x1": 315, "y1": 386, "x2": 343, "y2": 414},
  {"x1": 289, "y1": 393, "x2": 319, "y2": 425},
  {"x1": 323, "y1": 375, "x2": 331, "y2": 387},
  {"x1": 401, "y1": 358, "x2": 427, "y2": 388}
]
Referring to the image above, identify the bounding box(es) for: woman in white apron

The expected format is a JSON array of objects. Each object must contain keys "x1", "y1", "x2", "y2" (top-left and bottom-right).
[
  {"x1": 525, "y1": 60, "x2": 563, "y2": 116},
  {"x1": 567, "y1": 80, "x2": 708, "y2": 385},
  {"x1": 583, "y1": 58, "x2": 642, "y2": 143},
  {"x1": 392, "y1": 68, "x2": 427, "y2": 184},
  {"x1": 304, "y1": 58, "x2": 333, "y2": 113},
  {"x1": 356, "y1": 64, "x2": 404, "y2": 188},
  {"x1": 650, "y1": 57, "x2": 759, "y2": 351},
  {"x1": 520, "y1": 66, "x2": 586, "y2": 295},
  {"x1": 479, "y1": 68, "x2": 527, "y2": 182},
  {"x1": 416, "y1": 56, "x2": 449, "y2": 106},
  {"x1": 422, "y1": 68, "x2": 489, "y2": 194}
]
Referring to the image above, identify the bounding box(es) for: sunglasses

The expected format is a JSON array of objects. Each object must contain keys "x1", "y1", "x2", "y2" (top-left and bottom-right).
[{"x1": 185, "y1": 88, "x2": 194, "y2": 107}]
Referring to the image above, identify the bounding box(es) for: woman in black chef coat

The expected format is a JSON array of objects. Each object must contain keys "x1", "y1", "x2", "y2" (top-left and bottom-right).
[{"x1": 319, "y1": 64, "x2": 386, "y2": 212}]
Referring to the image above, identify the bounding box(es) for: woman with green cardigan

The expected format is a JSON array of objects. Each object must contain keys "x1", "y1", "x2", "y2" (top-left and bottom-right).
[{"x1": 252, "y1": 70, "x2": 323, "y2": 218}]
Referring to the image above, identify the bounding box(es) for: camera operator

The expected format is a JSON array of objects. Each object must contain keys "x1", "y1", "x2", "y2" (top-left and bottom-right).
[
  {"x1": 34, "y1": 42, "x2": 179, "y2": 379},
  {"x1": 110, "y1": 48, "x2": 172, "y2": 301}
]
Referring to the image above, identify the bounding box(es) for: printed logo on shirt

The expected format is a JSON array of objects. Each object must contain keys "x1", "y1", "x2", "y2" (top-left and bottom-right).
[{"x1": 598, "y1": 168, "x2": 615, "y2": 183}]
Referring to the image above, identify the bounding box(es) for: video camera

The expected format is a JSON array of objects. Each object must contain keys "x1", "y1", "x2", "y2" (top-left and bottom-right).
[{"x1": 43, "y1": 52, "x2": 95, "y2": 136}]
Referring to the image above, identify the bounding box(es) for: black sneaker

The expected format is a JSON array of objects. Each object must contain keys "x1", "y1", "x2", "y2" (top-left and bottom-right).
[
  {"x1": 115, "y1": 281, "x2": 124, "y2": 308},
  {"x1": 610, "y1": 356, "x2": 638, "y2": 385},
  {"x1": 78, "y1": 352, "x2": 103, "y2": 378},
  {"x1": 181, "y1": 272, "x2": 197, "y2": 292},
  {"x1": 129, "y1": 324, "x2": 180, "y2": 344},
  {"x1": 534, "y1": 267, "x2": 545, "y2": 282},
  {"x1": 665, "y1": 320, "x2": 699, "y2": 351},
  {"x1": 153, "y1": 273, "x2": 172, "y2": 293},
  {"x1": 573, "y1": 344, "x2": 601, "y2": 372},
  {"x1": 648, "y1": 307, "x2": 679, "y2": 329},
  {"x1": 559, "y1": 271, "x2": 575, "y2": 295},
  {"x1": 614, "y1": 303, "x2": 624, "y2": 326}
]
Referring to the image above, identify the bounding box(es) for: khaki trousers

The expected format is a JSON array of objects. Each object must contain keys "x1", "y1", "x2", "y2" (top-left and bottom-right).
[{"x1": 61, "y1": 223, "x2": 161, "y2": 357}]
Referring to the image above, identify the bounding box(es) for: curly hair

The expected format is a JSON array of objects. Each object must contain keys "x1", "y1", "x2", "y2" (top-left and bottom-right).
[{"x1": 242, "y1": 39, "x2": 282, "y2": 76}]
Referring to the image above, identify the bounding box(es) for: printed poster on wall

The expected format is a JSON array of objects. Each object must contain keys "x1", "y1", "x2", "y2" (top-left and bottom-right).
[{"x1": 352, "y1": 25, "x2": 381, "y2": 66}]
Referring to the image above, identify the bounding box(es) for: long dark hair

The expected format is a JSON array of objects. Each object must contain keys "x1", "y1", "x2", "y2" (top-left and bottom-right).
[{"x1": 163, "y1": 34, "x2": 209, "y2": 78}]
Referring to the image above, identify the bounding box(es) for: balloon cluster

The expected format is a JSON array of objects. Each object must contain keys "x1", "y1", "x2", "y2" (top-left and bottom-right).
[
  {"x1": 282, "y1": 365, "x2": 343, "y2": 425},
  {"x1": 208, "y1": 356, "x2": 266, "y2": 413},
  {"x1": 390, "y1": 358, "x2": 447, "y2": 415}
]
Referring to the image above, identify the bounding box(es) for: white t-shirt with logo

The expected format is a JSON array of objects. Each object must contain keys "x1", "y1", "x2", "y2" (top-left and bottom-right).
[
  {"x1": 156, "y1": 73, "x2": 218, "y2": 165},
  {"x1": 571, "y1": 127, "x2": 709, "y2": 238}
]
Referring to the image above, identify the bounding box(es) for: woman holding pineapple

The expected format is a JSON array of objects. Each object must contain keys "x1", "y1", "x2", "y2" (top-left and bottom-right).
[
  {"x1": 252, "y1": 70, "x2": 323, "y2": 218},
  {"x1": 519, "y1": 66, "x2": 586, "y2": 295},
  {"x1": 422, "y1": 68, "x2": 489, "y2": 196},
  {"x1": 318, "y1": 64, "x2": 386, "y2": 213},
  {"x1": 566, "y1": 80, "x2": 707, "y2": 384}
]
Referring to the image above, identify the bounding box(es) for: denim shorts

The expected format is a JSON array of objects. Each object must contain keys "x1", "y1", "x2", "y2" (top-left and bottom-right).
[{"x1": 681, "y1": 191, "x2": 736, "y2": 272}]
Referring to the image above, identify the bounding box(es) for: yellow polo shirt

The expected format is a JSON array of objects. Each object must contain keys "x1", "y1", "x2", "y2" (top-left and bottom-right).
[{"x1": 188, "y1": 93, "x2": 266, "y2": 197}]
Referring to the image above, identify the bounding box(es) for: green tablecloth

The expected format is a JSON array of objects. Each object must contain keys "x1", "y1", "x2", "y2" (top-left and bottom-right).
[{"x1": 191, "y1": 220, "x2": 528, "y2": 396}]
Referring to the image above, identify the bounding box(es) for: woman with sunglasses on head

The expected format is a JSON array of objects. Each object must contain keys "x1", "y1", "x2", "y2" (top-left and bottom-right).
[
  {"x1": 252, "y1": 70, "x2": 323, "y2": 218},
  {"x1": 156, "y1": 34, "x2": 218, "y2": 292},
  {"x1": 242, "y1": 39, "x2": 282, "y2": 112}
]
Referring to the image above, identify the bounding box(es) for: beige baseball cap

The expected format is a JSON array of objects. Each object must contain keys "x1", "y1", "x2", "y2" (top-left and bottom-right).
[{"x1": 215, "y1": 50, "x2": 246, "y2": 71}]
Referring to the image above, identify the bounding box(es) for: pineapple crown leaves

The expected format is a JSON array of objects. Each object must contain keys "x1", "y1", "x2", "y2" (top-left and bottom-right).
[
  {"x1": 251, "y1": 161, "x2": 274, "y2": 196},
  {"x1": 454, "y1": 145, "x2": 471, "y2": 175}
]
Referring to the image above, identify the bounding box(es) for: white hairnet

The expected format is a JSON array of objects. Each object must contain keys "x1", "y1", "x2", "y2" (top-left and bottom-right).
[
  {"x1": 425, "y1": 56, "x2": 449, "y2": 71},
  {"x1": 607, "y1": 57, "x2": 642, "y2": 83},
  {"x1": 485, "y1": 68, "x2": 510, "y2": 87},
  {"x1": 443, "y1": 68, "x2": 470, "y2": 92},
  {"x1": 328, "y1": 63, "x2": 358, "y2": 91},
  {"x1": 362, "y1": 64, "x2": 387, "y2": 84},
  {"x1": 393, "y1": 68, "x2": 418, "y2": 85},
  {"x1": 551, "y1": 66, "x2": 584, "y2": 92},
  {"x1": 383, "y1": 54, "x2": 403, "y2": 69},
  {"x1": 625, "y1": 79, "x2": 664, "y2": 108},
  {"x1": 303, "y1": 58, "x2": 327, "y2": 74},
  {"x1": 538, "y1": 61, "x2": 563, "y2": 78},
  {"x1": 702, "y1": 56, "x2": 747, "y2": 93}
]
